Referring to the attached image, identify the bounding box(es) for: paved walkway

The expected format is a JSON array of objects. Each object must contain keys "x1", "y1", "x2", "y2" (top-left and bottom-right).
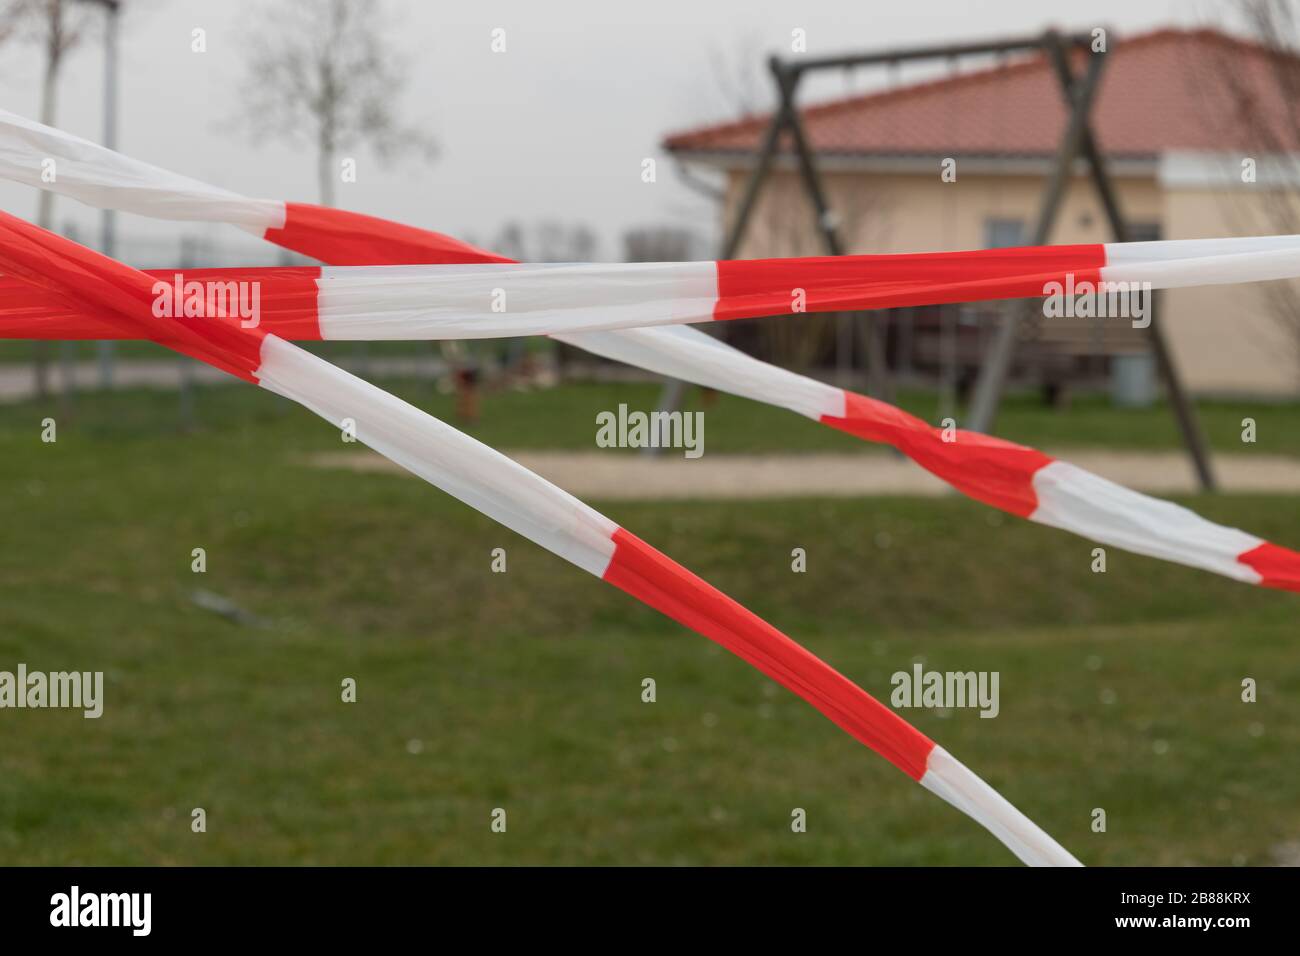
[{"x1": 311, "y1": 449, "x2": 1300, "y2": 499}]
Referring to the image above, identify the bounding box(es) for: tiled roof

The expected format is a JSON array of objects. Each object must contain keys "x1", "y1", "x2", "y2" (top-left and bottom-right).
[{"x1": 663, "y1": 28, "x2": 1300, "y2": 160}]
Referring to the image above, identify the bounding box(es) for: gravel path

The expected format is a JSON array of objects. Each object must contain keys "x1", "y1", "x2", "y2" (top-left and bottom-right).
[
  {"x1": 13, "y1": 361, "x2": 1296, "y2": 499},
  {"x1": 311, "y1": 448, "x2": 1300, "y2": 499}
]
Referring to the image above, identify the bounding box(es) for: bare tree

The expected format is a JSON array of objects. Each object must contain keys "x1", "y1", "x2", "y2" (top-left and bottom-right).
[
  {"x1": 238, "y1": 0, "x2": 435, "y2": 207},
  {"x1": 0, "y1": 0, "x2": 94, "y2": 396},
  {"x1": 1, "y1": 1, "x2": 93, "y2": 226},
  {"x1": 669, "y1": 32, "x2": 774, "y2": 211},
  {"x1": 1198, "y1": 1, "x2": 1300, "y2": 383},
  {"x1": 704, "y1": 30, "x2": 773, "y2": 120}
]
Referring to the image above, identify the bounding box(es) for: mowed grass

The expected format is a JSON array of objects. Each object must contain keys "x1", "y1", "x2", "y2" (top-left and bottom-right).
[
  {"x1": 6, "y1": 346, "x2": 1300, "y2": 457},
  {"x1": 0, "y1": 381, "x2": 1297, "y2": 865}
]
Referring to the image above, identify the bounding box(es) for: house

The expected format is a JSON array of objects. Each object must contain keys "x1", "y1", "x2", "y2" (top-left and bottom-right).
[{"x1": 663, "y1": 28, "x2": 1300, "y2": 397}]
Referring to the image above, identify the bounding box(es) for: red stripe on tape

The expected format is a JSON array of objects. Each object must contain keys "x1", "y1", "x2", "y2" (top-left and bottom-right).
[
  {"x1": 178, "y1": 266, "x2": 324, "y2": 340},
  {"x1": 821, "y1": 391, "x2": 1053, "y2": 518},
  {"x1": 602, "y1": 526, "x2": 935, "y2": 779},
  {"x1": 1238, "y1": 541, "x2": 1300, "y2": 593},
  {"x1": 0, "y1": 267, "x2": 324, "y2": 341},
  {"x1": 0, "y1": 211, "x2": 266, "y2": 380},
  {"x1": 266, "y1": 202, "x2": 513, "y2": 266},
  {"x1": 714, "y1": 244, "x2": 1106, "y2": 320}
]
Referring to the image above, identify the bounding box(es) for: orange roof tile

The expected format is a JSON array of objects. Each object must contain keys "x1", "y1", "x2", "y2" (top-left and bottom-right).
[{"x1": 663, "y1": 28, "x2": 1300, "y2": 160}]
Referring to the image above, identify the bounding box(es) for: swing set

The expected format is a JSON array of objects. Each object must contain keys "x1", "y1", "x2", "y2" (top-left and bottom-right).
[{"x1": 686, "y1": 27, "x2": 1216, "y2": 489}]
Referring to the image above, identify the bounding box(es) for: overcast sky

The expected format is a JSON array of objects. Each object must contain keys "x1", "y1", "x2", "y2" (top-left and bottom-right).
[{"x1": 0, "y1": 0, "x2": 1221, "y2": 262}]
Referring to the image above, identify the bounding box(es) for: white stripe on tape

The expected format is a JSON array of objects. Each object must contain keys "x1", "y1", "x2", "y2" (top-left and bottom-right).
[
  {"x1": 557, "y1": 324, "x2": 847, "y2": 422},
  {"x1": 0, "y1": 108, "x2": 285, "y2": 232},
  {"x1": 256, "y1": 334, "x2": 618, "y2": 578},
  {"x1": 1103, "y1": 234, "x2": 1300, "y2": 262},
  {"x1": 315, "y1": 261, "x2": 719, "y2": 340},
  {"x1": 1030, "y1": 461, "x2": 1264, "y2": 583},
  {"x1": 920, "y1": 746, "x2": 1082, "y2": 867}
]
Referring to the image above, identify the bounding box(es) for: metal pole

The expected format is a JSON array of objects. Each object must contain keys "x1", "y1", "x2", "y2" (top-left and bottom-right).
[
  {"x1": 58, "y1": 222, "x2": 80, "y2": 414},
  {"x1": 178, "y1": 235, "x2": 196, "y2": 430},
  {"x1": 96, "y1": 0, "x2": 120, "y2": 390},
  {"x1": 966, "y1": 32, "x2": 1107, "y2": 433}
]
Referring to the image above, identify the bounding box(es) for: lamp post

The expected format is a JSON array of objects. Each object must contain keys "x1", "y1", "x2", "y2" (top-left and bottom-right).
[{"x1": 75, "y1": 0, "x2": 120, "y2": 390}]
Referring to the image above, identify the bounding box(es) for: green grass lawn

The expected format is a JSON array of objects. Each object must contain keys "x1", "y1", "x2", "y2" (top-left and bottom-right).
[
  {"x1": 0, "y1": 339, "x2": 459, "y2": 365},
  {"x1": 0, "y1": 382, "x2": 1297, "y2": 865},
  {"x1": 10, "y1": 363, "x2": 1300, "y2": 458}
]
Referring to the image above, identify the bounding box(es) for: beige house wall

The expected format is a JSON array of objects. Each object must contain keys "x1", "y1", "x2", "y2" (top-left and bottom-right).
[
  {"x1": 721, "y1": 166, "x2": 1299, "y2": 395},
  {"x1": 1161, "y1": 187, "x2": 1299, "y2": 395},
  {"x1": 724, "y1": 168, "x2": 1162, "y2": 253}
]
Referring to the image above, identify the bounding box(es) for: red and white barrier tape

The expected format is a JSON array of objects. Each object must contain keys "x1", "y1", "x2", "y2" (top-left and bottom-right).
[
  {"x1": 11, "y1": 244, "x2": 1300, "y2": 338},
  {"x1": 7, "y1": 261, "x2": 1293, "y2": 591},
  {"x1": 0, "y1": 104, "x2": 1295, "y2": 593},
  {"x1": 2, "y1": 107, "x2": 1298, "y2": 862},
  {"x1": 0, "y1": 204, "x2": 1079, "y2": 866},
  {"x1": 7, "y1": 107, "x2": 1300, "y2": 334}
]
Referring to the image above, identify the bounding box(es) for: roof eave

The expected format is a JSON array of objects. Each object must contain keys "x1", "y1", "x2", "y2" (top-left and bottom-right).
[{"x1": 667, "y1": 149, "x2": 1161, "y2": 178}]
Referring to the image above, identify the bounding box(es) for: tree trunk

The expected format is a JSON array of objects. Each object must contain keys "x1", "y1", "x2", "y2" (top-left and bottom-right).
[{"x1": 318, "y1": 139, "x2": 335, "y2": 208}]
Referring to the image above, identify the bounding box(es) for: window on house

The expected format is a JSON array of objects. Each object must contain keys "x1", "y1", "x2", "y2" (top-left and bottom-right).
[
  {"x1": 1123, "y1": 223, "x2": 1161, "y2": 320},
  {"x1": 1127, "y1": 222, "x2": 1161, "y2": 242},
  {"x1": 984, "y1": 218, "x2": 1025, "y2": 249}
]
